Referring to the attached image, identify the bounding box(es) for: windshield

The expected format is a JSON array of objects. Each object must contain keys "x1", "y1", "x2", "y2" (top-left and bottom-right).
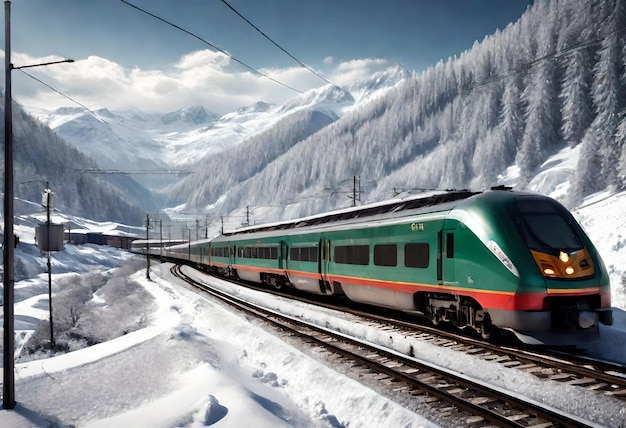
[{"x1": 514, "y1": 197, "x2": 583, "y2": 253}]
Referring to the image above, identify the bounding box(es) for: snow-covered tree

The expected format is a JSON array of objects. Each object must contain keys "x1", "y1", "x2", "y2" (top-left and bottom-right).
[
  {"x1": 560, "y1": 47, "x2": 593, "y2": 147},
  {"x1": 588, "y1": 0, "x2": 623, "y2": 188}
]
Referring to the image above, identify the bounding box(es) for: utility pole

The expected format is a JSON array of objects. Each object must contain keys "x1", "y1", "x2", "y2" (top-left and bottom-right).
[
  {"x1": 3, "y1": 1, "x2": 15, "y2": 408},
  {"x1": 145, "y1": 214, "x2": 150, "y2": 280},
  {"x1": 351, "y1": 175, "x2": 361, "y2": 206},
  {"x1": 44, "y1": 183, "x2": 54, "y2": 347},
  {"x1": 3, "y1": 2, "x2": 73, "y2": 408}
]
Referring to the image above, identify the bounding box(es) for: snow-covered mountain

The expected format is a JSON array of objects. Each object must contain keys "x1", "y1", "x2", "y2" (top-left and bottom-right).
[{"x1": 36, "y1": 66, "x2": 411, "y2": 178}]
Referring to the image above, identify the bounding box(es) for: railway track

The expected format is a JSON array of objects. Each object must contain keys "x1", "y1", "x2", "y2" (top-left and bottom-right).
[
  {"x1": 189, "y1": 265, "x2": 626, "y2": 403},
  {"x1": 171, "y1": 264, "x2": 610, "y2": 427}
]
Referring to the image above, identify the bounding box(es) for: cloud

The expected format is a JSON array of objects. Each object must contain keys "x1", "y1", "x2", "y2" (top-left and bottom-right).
[
  {"x1": 329, "y1": 58, "x2": 391, "y2": 86},
  {"x1": 8, "y1": 49, "x2": 394, "y2": 115}
]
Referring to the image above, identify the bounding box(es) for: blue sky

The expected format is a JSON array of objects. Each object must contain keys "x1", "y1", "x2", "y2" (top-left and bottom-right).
[{"x1": 3, "y1": 0, "x2": 533, "y2": 114}]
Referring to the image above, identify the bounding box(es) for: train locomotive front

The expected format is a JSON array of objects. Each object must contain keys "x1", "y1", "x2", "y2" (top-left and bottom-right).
[{"x1": 440, "y1": 190, "x2": 612, "y2": 345}]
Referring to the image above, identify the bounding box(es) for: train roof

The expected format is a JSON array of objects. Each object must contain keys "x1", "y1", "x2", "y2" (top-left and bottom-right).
[{"x1": 223, "y1": 189, "x2": 486, "y2": 237}]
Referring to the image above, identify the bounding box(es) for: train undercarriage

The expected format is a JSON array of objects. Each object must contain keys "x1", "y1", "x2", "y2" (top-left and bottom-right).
[{"x1": 416, "y1": 292, "x2": 494, "y2": 339}]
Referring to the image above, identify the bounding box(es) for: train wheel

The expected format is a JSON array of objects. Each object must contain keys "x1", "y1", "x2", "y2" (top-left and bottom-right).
[
  {"x1": 480, "y1": 314, "x2": 495, "y2": 340},
  {"x1": 270, "y1": 276, "x2": 283, "y2": 290},
  {"x1": 430, "y1": 307, "x2": 441, "y2": 326}
]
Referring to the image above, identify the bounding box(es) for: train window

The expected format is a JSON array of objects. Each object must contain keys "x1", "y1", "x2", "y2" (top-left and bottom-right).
[
  {"x1": 289, "y1": 246, "x2": 317, "y2": 262},
  {"x1": 270, "y1": 247, "x2": 278, "y2": 260},
  {"x1": 446, "y1": 234, "x2": 454, "y2": 258},
  {"x1": 374, "y1": 244, "x2": 397, "y2": 266},
  {"x1": 335, "y1": 245, "x2": 369, "y2": 265},
  {"x1": 515, "y1": 198, "x2": 583, "y2": 252},
  {"x1": 405, "y1": 243, "x2": 430, "y2": 268}
]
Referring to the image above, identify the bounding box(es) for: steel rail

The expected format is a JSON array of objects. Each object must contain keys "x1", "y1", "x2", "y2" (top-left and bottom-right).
[{"x1": 171, "y1": 264, "x2": 599, "y2": 427}]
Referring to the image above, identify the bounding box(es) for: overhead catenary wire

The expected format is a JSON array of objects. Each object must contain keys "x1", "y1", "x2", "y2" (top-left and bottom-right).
[
  {"x1": 17, "y1": 69, "x2": 97, "y2": 116},
  {"x1": 217, "y1": 0, "x2": 340, "y2": 89},
  {"x1": 119, "y1": 0, "x2": 304, "y2": 94}
]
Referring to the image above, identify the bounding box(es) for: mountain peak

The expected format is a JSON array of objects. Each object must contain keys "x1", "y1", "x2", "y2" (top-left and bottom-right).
[
  {"x1": 277, "y1": 84, "x2": 355, "y2": 115},
  {"x1": 160, "y1": 105, "x2": 218, "y2": 126},
  {"x1": 237, "y1": 101, "x2": 272, "y2": 115},
  {"x1": 348, "y1": 65, "x2": 411, "y2": 97}
]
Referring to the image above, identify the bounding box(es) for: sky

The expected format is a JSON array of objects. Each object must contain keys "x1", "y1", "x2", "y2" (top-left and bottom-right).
[{"x1": 1, "y1": 0, "x2": 533, "y2": 115}]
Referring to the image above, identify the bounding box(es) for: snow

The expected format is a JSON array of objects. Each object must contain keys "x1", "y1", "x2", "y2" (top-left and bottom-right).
[
  {"x1": 35, "y1": 66, "x2": 409, "y2": 173},
  {"x1": 1, "y1": 254, "x2": 437, "y2": 427}
]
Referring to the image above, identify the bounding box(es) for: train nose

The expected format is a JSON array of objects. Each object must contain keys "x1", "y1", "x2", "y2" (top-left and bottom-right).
[{"x1": 578, "y1": 311, "x2": 597, "y2": 329}]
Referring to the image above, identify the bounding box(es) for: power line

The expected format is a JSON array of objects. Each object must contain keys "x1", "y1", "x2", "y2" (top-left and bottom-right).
[
  {"x1": 120, "y1": 0, "x2": 304, "y2": 94},
  {"x1": 17, "y1": 69, "x2": 97, "y2": 116},
  {"x1": 459, "y1": 16, "x2": 626, "y2": 95},
  {"x1": 218, "y1": 0, "x2": 339, "y2": 89},
  {"x1": 78, "y1": 169, "x2": 192, "y2": 175}
]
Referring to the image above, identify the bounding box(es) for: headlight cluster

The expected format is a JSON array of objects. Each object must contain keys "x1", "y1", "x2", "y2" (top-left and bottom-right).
[{"x1": 532, "y1": 248, "x2": 594, "y2": 279}]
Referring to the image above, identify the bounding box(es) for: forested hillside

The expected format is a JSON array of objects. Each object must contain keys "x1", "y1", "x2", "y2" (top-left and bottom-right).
[
  {"x1": 1, "y1": 101, "x2": 151, "y2": 225},
  {"x1": 166, "y1": 108, "x2": 338, "y2": 208},
  {"x1": 182, "y1": 0, "x2": 625, "y2": 222}
]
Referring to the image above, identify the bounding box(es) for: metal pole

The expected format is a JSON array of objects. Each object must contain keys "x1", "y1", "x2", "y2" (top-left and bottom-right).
[
  {"x1": 3, "y1": 0, "x2": 16, "y2": 410},
  {"x1": 46, "y1": 183, "x2": 54, "y2": 346},
  {"x1": 145, "y1": 214, "x2": 150, "y2": 280},
  {"x1": 2, "y1": 4, "x2": 71, "y2": 407}
]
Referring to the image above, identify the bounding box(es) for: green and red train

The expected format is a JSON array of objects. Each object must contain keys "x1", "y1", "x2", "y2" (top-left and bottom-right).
[{"x1": 157, "y1": 187, "x2": 613, "y2": 345}]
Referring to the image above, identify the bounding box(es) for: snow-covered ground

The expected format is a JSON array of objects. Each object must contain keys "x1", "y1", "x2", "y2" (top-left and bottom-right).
[
  {"x1": 1, "y1": 251, "x2": 439, "y2": 427},
  {"x1": 0, "y1": 188, "x2": 625, "y2": 426}
]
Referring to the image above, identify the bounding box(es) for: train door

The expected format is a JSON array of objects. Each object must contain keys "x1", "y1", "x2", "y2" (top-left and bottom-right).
[
  {"x1": 279, "y1": 241, "x2": 287, "y2": 270},
  {"x1": 320, "y1": 239, "x2": 331, "y2": 290},
  {"x1": 442, "y1": 225, "x2": 456, "y2": 285}
]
